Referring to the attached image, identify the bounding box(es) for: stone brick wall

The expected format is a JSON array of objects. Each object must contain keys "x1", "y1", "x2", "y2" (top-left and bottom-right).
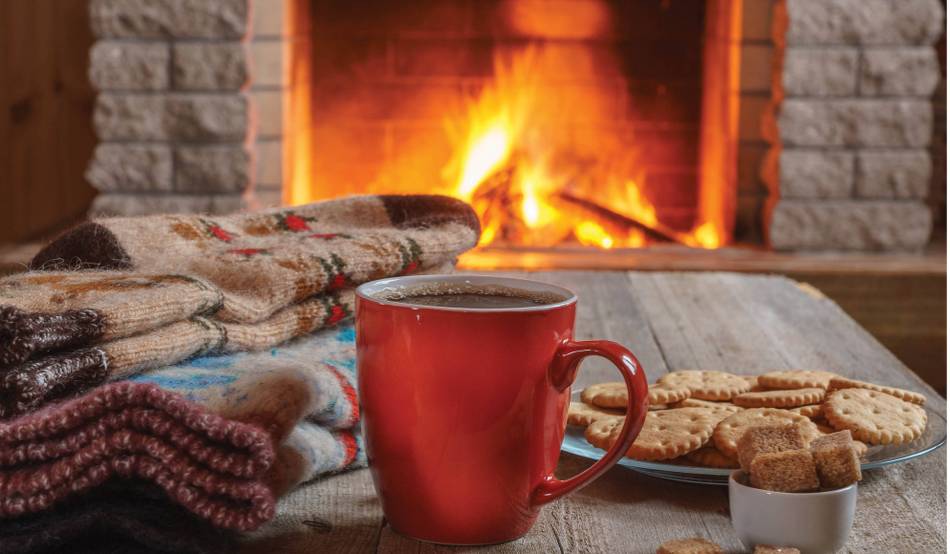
[
  {"x1": 83, "y1": 0, "x2": 944, "y2": 252},
  {"x1": 765, "y1": 0, "x2": 944, "y2": 251},
  {"x1": 86, "y1": 0, "x2": 256, "y2": 215}
]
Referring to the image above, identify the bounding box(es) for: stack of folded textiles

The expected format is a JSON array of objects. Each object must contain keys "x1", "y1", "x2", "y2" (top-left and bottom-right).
[{"x1": 0, "y1": 194, "x2": 480, "y2": 548}]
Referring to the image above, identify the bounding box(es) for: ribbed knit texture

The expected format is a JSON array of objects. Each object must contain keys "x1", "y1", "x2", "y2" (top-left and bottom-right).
[
  {"x1": 132, "y1": 323, "x2": 364, "y2": 493},
  {"x1": 0, "y1": 481, "x2": 236, "y2": 554},
  {"x1": 0, "y1": 381, "x2": 277, "y2": 531}
]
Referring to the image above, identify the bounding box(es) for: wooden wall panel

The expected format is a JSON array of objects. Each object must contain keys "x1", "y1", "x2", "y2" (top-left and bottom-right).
[{"x1": 0, "y1": 0, "x2": 96, "y2": 244}]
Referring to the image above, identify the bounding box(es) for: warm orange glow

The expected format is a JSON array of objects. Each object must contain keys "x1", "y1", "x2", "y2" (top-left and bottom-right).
[
  {"x1": 286, "y1": 2, "x2": 740, "y2": 253},
  {"x1": 440, "y1": 46, "x2": 725, "y2": 250},
  {"x1": 575, "y1": 221, "x2": 614, "y2": 249}
]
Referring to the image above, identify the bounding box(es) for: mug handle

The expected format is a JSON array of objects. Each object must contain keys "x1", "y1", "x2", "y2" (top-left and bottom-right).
[{"x1": 531, "y1": 339, "x2": 649, "y2": 506}]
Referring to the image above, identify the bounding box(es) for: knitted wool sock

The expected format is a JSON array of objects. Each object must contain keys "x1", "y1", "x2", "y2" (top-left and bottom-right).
[
  {"x1": 0, "y1": 194, "x2": 477, "y2": 417},
  {"x1": 0, "y1": 481, "x2": 236, "y2": 554},
  {"x1": 0, "y1": 381, "x2": 286, "y2": 531},
  {"x1": 29, "y1": 194, "x2": 478, "y2": 324},
  {"x1": 131, "y1": 323, "x2": 365, "y2": 493}
]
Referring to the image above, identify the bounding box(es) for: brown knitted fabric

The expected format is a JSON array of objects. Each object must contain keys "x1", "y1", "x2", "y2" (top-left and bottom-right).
[
  {"x1": 0, "y1": 194, "x2": 478, "y2": 416},
  {"x1": 0, "y1": 381, "x2": 279, "y2": 531},
  {"x1": 1, "y1": 481, "x2": 235, "y2": 554}
]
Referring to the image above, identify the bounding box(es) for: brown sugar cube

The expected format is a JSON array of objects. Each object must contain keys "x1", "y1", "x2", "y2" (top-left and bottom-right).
[
  {"x1": 736, "y1": 424, "x2": 807, "y2": 471},
  {"x1": 754, "y1": 547, "x2": 801, "y2": 554},
  {"x1": 809, "y1": 429, "x2": 852, "y2": 450},
  {"x1": 811, "y1": 441, "x2": 862, "y2": 489},
  {"x1": 749, "y1": 449, "x2": 820, "y2": 492}
]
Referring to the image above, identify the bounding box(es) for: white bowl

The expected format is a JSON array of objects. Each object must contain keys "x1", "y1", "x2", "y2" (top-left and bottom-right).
[{"x1": 729, "y1": 470, "x2": 857, "y2": 554}]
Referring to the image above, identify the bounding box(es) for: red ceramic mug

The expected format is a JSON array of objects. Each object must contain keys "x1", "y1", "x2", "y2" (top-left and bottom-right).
[{"x1": 356, "y1": 275, "x2": 649, "y2": 545}]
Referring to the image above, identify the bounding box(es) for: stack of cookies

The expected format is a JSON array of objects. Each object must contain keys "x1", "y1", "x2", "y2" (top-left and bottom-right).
[{"x1": 572, "y1": 370, "x2": 928, "y2": 470}]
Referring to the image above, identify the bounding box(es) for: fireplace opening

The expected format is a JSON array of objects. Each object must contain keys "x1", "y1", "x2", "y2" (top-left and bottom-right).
[{"x1": 284, "y1": 0, "x2": 741, "y2": 252}]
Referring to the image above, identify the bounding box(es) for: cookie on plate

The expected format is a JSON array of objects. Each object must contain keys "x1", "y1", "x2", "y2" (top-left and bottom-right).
[
  {"x1": 567, "y1": 401, "x2": 623, "y2": 427},
  {"x1": 586, "y1": 408, "x2": 718, "y2": 461},
  {"x1": 657, "y1": 538, "x2": 723, "y2": 554},
  {"x1": 823, "y1": 388, "x2": 927, "y2": 445},
  {"x1": 758, "y1": 370, "x2": 839, "y2": 390},
  {"x1": 713, "y1": 408, "x2": 819, "y2": 459},
  {"x1": 580, "y1": 382, "x2": 627, "y2": 408},
  {"x1": 657, "y1": 370, "x2": 751, "y2": 401},
  {"x1": 826, "y1": 377, "x2": 926, "y2": 406},
  {"x1": 732, "y1": 388, "x2": 825, "y2": 409}
]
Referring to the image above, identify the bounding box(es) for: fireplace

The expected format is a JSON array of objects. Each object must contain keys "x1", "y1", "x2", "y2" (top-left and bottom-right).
[{"x1": 85, "y1": 0, "x2": 945, "y2": 254}]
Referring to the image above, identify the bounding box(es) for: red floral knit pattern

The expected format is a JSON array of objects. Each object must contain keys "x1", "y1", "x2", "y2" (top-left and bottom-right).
[{"x1": 0, "y1": 382, "x2": 277, "y2": 531}]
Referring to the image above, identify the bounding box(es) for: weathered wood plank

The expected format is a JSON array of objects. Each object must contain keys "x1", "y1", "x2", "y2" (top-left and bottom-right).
[
  {"x1": 240, "y1": 467, "x2": 384, "y2": 554},
  {"x1": 248, "y1": 271, "x2": 945, "y2": 553}
]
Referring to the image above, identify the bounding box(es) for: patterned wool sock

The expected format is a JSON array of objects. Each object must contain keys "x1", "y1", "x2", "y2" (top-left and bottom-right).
[
  {"x1": 28, "y1": 194, "x2": 478, "y2": 324},
  {"x1": 0, "y1": 194, "x2": 476, "y2": 417},
  {"x1": 131, "y1": 324, "x2": 365, "y2": 493}
]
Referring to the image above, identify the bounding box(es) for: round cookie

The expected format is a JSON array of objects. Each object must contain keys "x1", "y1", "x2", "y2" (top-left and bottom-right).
[
  {"x1": 581, "y1": 382, "x2": 690, "y2": 409},
  {"x1": 672, "y1": 398, "x2": 743, "y2": 413},
  {"x1": 657, "y1": 538, "x2": 723, "y2": 554},
  {"x1": 585, "y1": 407, "x2": 718, "y2": 461},
  {"x1": 712, "y1": 408, "x2": 819, "y2": 459},
  {"x1": 567, "y1": 401, "x2": 623, "y2": 427},
  {"x1": 580, "y1": 382, "x2": 627, "y2": 408},
  {"x1": 827, "y1": 377, "x2": 926, "y2": 406},
  {"x1": 758, "y1": 370, "x2": 839, "y2": 390},
  {"x1": 731, "y1": 388, "x2": 825, "y2": 409},
  {"x1": 685, "y1": 446, "x2": 739, "y2": 469},
  {"x1": 789, "y1": 404, "x2": 823, "y2": 419},
  {"x1": 657, "y1": 370, "x2": 751, "y2": 401},
  {"x1": 823, "y1": 388, "x2": 927, "y2": 445},
  {"x1": 648, "y1": 383, "x2": 691, "y2": 405}
]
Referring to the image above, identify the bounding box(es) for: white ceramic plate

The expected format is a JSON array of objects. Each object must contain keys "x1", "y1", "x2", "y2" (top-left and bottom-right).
[{"x1": 561, "y1": 390, "x2": 947, "y2": 486}]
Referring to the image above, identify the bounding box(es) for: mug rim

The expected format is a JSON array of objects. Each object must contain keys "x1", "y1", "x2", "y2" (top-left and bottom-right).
[
  {"x1": 728, "y1": 469, "x2": 858, "y2": 498},
  {"x1": 355, "y1": 274, "x2": 578, "y2": 313}
]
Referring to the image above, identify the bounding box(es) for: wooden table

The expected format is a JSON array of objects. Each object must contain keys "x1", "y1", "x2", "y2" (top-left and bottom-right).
[{"x1": 242, "y1": 271, "x2": 947, "y2": 553}]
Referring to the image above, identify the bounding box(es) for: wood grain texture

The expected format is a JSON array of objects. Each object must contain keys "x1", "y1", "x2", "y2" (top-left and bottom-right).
[
  {"x1": 243, "y1": 271, "x2": 946, "y2": 553},
  {"x1": 0, "y1": 0, "x2": 97, "y2": 244}
]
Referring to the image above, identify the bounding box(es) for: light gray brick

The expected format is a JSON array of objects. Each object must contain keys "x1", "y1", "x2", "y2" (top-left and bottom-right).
[
  {"x1": 855, "y1": 150, "x2": 932, "y2": 198},
  {"x1": 859, "y1": 48, "x2": 941, "y2": 96},
  {"x1": 90, "y1": 0, "x2": 247, "y2": 39},
  {"x1": 780, "y1": 150, "x2": 854, "y2": 197},
  {"x1": 85, "y1": 144, "x2": 173, "y2": 192},
  {"x1": 779, "y1": 99, "x2": 932, "y2": 147},
  {"x1": 89, "y1": 42, "x2": 169, "y2": 91},
  {"x1": 769, "y1": 200, "x2": 932, "y2": 251},
  {"x1": 94, "y1": 94, "x2": 248, "y2": 141},
  {"x1": 174, "y1": 146, "x2": 251, "y2": 192},
  {"x1": 783, "y1": 48, "x2": 858, "y2": 97},
  {"x1": 786, "y1": 0, "x2": 944, "y2": 46},
  {"x1": 172, "y1": 43, "x2": 248, "y2": 91}
]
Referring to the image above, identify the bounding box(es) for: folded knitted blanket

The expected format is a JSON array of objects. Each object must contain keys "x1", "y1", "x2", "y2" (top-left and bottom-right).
[
  {"x1": 0, "y1": 325, "x2": 362, "y2": 532},
  {"x1": 1, "y1": 481, "x2": 236, "y2": 554},
  {"x1": 0, "y1": 194, "x2": 479, "y2": 416}
]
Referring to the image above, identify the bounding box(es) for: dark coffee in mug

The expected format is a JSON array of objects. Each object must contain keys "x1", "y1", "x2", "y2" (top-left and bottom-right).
[{"x1": 382, "y1": 283, "x2": 567, "y2": 309}]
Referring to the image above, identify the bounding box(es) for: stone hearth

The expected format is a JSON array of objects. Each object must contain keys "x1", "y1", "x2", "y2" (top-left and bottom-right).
[{"x1": 84, "y1": 0, "x2": 945, "y2": 252}]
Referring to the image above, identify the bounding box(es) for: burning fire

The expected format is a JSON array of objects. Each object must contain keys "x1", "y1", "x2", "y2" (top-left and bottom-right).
[{"x1": 442, "y1": 47, "x2": 723, "y2": 250}]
